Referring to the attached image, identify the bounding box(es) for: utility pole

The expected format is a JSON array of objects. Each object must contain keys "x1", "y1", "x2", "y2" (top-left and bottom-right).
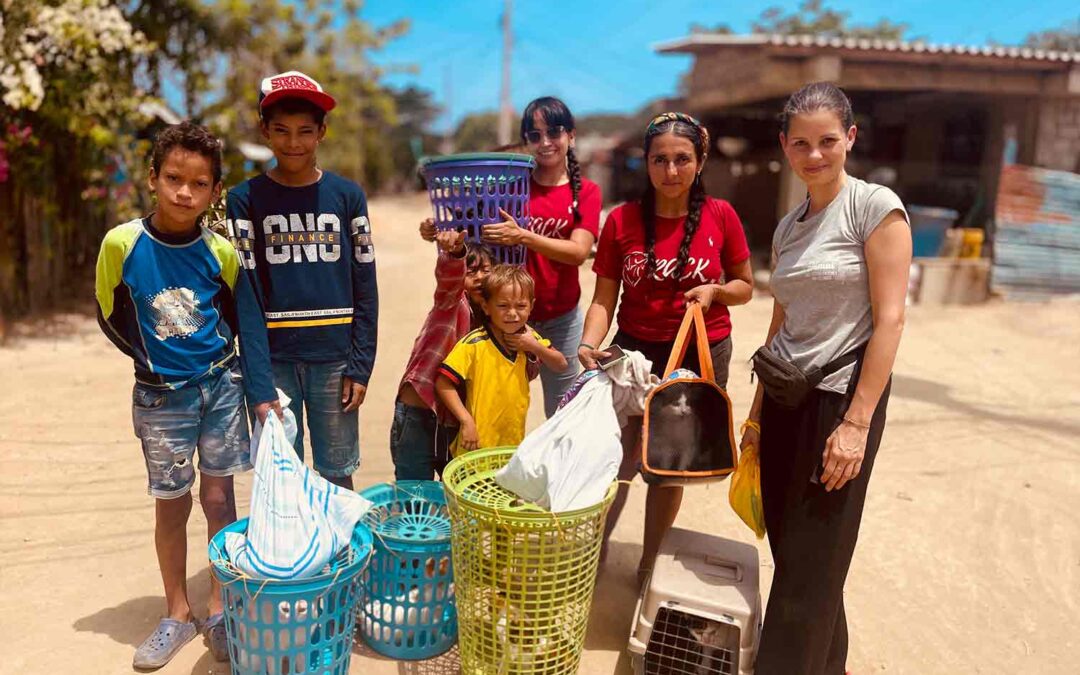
[
  {"x1": 497, "y1": 0, "x2": 513, "y2": 146},
  {"x1": 441, "y1": 62, "x2": 454, "y2": 154}
]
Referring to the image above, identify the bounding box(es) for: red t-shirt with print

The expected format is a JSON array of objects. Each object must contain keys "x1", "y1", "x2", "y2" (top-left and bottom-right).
[
  {"x1": 593, "y1": 197, "x2": 750, "y2": 342},
  {"x1": 525, "y1": 177, "x2": 602, "y2": 321}
]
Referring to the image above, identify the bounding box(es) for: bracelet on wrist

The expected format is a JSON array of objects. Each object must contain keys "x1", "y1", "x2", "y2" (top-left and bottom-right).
[
  {"x1": 842, "y1": 416, "x2": 871, "y2": 430},
  {"x1": 578, "y1": 342, "x2": 596, "y2": 351},
  {"x1": 741, "y1": 419, "x2": 761, "y2": 434}
]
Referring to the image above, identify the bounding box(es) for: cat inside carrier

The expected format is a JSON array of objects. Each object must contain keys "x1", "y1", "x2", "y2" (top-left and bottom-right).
[
  {"x1": 643, "y1": 605, "x2": 741, "y2": 674},
  {"x1": 628, "y1": 528, "x2": 761, "y2": 675}
]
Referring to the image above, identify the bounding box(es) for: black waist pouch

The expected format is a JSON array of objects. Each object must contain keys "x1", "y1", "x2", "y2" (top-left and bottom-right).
[{"x1": 751, "y1": 344, "x2": 865, "y2": 409}]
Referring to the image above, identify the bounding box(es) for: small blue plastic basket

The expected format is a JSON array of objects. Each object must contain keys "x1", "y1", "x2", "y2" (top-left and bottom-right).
[
  {"x1": 420, "y1": 152, "x2": 536, "y2": 266},
  {"x1": 357, "y1": 481, "x2": 457, "y2": 660},
  {"x1": 209, "y1": 518, "x2": 374, "y2": 675}
]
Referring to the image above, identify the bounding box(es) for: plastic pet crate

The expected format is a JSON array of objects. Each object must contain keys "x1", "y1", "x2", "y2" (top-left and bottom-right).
[
  {"x1": 420, "y1": 152, "x2": 535, "y2": 266},
  {"x1": 628, "y1": 528, "x2": 761, "y2": 675},
  {"x1": 357, "y1": 481, "x2": 456, "y2": 660}
]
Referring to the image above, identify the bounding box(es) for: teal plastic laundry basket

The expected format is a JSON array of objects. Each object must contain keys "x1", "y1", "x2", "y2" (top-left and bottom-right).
[
  {"x1": 209, "y1": 518, "x2": 374, "y2": 675},
  {"x1": 357, "y1": 481, "x2": 457, "y2": 659}
]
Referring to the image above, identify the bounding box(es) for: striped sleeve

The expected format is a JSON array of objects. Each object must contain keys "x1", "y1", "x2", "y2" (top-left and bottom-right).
[
  {"x1": 439, "y1": 338, "x2": 474, "y2": 386},
  {"x1": 94, "y1": 221, "x2": 142, "y2": 358},
  {"x1": 95, "y1": 221, "x2": 140, "y2": 320}
]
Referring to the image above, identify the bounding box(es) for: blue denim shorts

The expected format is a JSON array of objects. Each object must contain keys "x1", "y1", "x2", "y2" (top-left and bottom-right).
[
  {"x1": 132, "y1": 364, "x2": 252, "y2": 499},
  {"x1": 272, "y1": 360, "x2": 360, "y2": 478}
]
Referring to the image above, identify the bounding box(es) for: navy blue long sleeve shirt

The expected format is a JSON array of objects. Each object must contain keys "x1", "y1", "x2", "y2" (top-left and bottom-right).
[{"x1": 226, "y1": 171, "x2": 378, "y2": 385}]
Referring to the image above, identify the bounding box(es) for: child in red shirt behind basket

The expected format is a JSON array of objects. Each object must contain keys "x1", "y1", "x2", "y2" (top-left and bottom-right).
[{"x1": 390, "y1": 222, "x2": 493, "y2": 480}]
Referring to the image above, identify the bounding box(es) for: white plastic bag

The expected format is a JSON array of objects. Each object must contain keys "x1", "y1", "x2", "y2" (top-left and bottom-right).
[
  {"x1": 249, "y1": 388, "x2": 298, "y2": 463},
  {"x1": 494, "y1": 372, "x2": 622, "y2": 512},
  {"x1": 224, "y1": 412, "x2": 372, "y2": 579}
]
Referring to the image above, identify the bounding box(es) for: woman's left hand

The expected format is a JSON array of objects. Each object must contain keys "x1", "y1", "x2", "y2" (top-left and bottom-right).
[
  {"x1": 821, "y1": 419, "x2": 869, "y2": 491},
  {"x1": 482, "y1": 209, "x2": 528, "y2": 246},
  {"x1": 684, "y1": 284, "x2": 720, "y2": 312}
]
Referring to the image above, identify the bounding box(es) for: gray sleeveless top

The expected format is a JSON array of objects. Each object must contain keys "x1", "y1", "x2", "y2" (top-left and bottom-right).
[{"x1": 768, "y1": 176, "x2": 907, "y2": 393}]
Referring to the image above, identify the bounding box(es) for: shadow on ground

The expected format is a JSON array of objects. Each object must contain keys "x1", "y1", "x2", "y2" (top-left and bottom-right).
[
  {"x1": 73, "y1": 568, "x2": 213, "y2": 648},
  {"x1": 891, "y1": 373, "x2": 1080, "y2": 439}
]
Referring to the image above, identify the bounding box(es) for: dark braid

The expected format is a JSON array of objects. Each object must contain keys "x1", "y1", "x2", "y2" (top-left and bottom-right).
[
  {"x1": 675, "y1": 175, "x2": 707, "y2": 279},
  {"x1": 565, "y1": 146, "x2": 583, "y2": 224},
  {"x1": 641, "y1": 186, "x2": 659, "y2": 276}
]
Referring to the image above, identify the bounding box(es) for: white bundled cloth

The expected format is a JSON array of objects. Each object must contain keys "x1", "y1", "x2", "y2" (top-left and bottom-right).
[
  {"x1": 606, "y1": 349, "x2": 660, "y2": 427},
  {"x1": 224, "y1": 411, "x2": 372, "y2": 580},
  {"x1": 494, "y1": 350, "x2": 660, "y2": 512},
  {"x1": 249, "y1": 388, "x2": 298, "y2": 463}
]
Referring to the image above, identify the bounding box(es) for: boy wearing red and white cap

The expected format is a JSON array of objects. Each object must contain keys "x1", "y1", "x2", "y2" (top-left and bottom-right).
[{"x1": 225, "y1": 71, "x2": 378, "y2": 492}]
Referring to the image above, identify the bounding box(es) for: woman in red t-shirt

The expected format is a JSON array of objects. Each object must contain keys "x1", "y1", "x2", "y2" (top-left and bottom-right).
[
  {"x1": 482, "y1": 97, "x2": 602, "y2": 417},
  {"x1": 579, "y1": 112, "x2": 754, "y2": 582}
]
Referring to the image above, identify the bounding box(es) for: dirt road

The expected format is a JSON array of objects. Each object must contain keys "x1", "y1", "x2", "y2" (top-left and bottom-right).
[{"x1": 1, "y1": 193, "x2": 1077, "y2": 674}]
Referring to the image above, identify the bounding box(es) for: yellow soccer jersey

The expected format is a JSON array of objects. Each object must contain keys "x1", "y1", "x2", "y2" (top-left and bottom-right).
[{"x1": 438, "y1": 326, "x2": 550, "y2": 456}]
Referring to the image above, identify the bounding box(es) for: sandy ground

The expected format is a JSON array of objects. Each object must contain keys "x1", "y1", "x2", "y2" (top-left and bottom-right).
[{"x1": 1, "y1": 192, "x2": 1078, "y2": 675}]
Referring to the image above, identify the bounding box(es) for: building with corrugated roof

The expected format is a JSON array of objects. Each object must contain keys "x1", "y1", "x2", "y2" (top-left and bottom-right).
[{"x1": 653, "y1": 33, "x2": 1080, "y2": 268}]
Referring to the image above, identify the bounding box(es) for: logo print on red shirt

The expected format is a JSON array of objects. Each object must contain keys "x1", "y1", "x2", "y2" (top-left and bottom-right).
[
  {"x1": 623, "y1": 251, "x2": 648, "y2": 288},
  {"x1": 623, "y1": 251, "x2": 713, "y2": 287}
]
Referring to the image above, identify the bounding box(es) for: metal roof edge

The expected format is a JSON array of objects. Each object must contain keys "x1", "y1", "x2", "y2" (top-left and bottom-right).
[{"x1": 654, "y1": 32, "x2": 1080, "y2": 62}]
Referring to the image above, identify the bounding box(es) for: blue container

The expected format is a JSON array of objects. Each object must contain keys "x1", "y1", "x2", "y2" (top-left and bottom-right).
[
  {"x1": 908, "y1": 205, "x2": 959, "y2": 258},
  {"x1": 357, "y1": 481, "x2": 457, "y2": 660},
  {"x1": 208, "y1": 518, "x2": 373, "y2": 675},
  {"x1": 420, "y1": 152, "x2": 536, "y2": 266}
]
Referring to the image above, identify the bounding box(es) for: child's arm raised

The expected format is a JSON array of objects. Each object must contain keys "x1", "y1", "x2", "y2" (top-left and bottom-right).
[
  {"x1": 431, "y1": 228, "x2": 468, "y2": 310},
  {"x1": 435, "y1": 375, "x2": 479, "y2": 451},
  {"x1": 506, "y1": 329, "x2": 569, "y2": 372}
]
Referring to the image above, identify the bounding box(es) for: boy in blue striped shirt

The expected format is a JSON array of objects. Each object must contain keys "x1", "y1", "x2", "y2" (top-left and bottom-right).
[{"x1": 96, "y1": 122, "x2": 279, "y2": 667}]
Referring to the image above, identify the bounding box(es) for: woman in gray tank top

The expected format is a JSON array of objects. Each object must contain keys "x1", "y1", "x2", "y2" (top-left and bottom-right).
[{"x1": 741, "y1": 83, "x2": 911, "y2": 675}]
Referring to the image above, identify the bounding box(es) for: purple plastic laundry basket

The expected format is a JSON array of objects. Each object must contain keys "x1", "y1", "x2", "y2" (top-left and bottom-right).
[{"x1": 420, "y1": 153, "x2": 536, "y2": 266}]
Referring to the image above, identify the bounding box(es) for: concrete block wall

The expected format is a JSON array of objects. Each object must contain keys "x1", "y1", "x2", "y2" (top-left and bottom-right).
[{"x1": 1035, "y1": 99, "x2": 1080, "y2": 173}]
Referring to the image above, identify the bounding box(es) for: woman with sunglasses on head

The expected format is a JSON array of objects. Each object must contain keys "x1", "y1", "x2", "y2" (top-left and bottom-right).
[
  {"x1": 481, "y1": 97, "x2": 603, "y2": 417},
  {"x1": 577, "y1": 113, "x2": 754, "y2": 583}
]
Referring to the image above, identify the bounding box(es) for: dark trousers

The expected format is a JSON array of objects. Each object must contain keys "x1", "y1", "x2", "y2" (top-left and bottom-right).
[
  {"x1": 755, "y1": 379, "x2": 892, "y2": 675},
  {"x1": 389, "y1": 400, "x2": 455, "y2": 481}
]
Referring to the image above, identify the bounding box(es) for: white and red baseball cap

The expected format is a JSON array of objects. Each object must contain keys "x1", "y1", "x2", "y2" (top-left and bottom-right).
[{"x1": 258, "y1": 71, "x2": 336, "y2": 113}]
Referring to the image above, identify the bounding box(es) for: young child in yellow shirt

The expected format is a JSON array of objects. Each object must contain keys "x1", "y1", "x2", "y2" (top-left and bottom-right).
[{"x1": 435, "y1": 265, "x2": 568, "y2": 455}]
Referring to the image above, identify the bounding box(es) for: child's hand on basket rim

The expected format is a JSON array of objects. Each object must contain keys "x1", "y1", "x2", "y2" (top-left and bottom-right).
[
  {"x1": 435, "y1": 229, "x2": 466, "y2": 255},
  {"x1": 419, "y1": 218, "x2": 437, "y2": 242}
]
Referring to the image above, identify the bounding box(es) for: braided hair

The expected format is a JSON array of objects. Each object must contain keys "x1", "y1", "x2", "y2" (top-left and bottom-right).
[
  {"x1": 521, "y1": 96, "x2": 582, "y2": 224},
  {"x1": 641, "y1": 115, "x2": 710, "y2": 280}
]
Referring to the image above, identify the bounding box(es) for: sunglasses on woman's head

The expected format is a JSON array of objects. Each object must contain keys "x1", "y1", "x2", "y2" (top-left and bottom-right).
[{"x1": 524, "y1": 126, "x2": 567, "y2": 144}]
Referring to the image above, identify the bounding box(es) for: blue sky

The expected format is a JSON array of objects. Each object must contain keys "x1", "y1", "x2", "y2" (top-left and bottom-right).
[{"x1": 359, "y1": 0, "x2": 1078, "y2": 131}]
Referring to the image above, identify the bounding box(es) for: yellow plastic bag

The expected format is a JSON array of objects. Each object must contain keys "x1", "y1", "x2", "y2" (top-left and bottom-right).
[{"x1": 728, "y1": 443, "x2": 766, "y2": 539}]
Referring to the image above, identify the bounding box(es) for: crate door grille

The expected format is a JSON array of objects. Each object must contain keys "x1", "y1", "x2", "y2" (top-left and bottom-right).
[{"x1": 643, "y1": 607, "x2": 739, "y2": 674}]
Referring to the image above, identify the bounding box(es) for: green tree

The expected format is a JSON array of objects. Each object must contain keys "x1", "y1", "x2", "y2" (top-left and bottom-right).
[
  {"x1": 199, "y1": 0, "x2": 410, "y2": 189},
  {"x1": 384, "y1": 85, "x2": 442, "y2": 188},
  {"x1": 124, "y1": 0, "x2": 219, "y2": 114},
  {"x1": 453, "y1": 111, "x2": 500, "y2": 152},
  {"x1": 694, "y1": 0, "x2": 910, "y2": 40},
  {"x1": 1024, "y1": 19, "x2": 1080, "y2": 52},
  {"x1": 0, "y1": 0, "x2": 154, "y2": 316}
]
